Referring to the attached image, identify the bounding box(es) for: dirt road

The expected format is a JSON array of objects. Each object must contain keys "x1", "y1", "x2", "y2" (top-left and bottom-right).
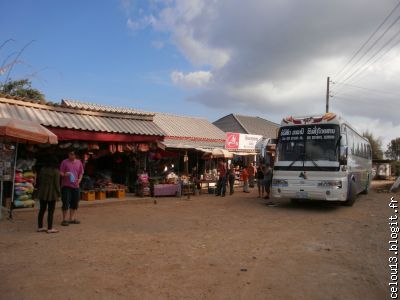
[{"x1": 0, "y1": 181, "x2": 395, "y2": 300}]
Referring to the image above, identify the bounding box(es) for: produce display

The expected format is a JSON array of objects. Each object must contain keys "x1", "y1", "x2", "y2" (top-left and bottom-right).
[
  {"x1": 14, "y1": 170, "x2": 35, "y2": 208},
  {"x1": 13, "y1": 159, "x2": 37, "y2": 208}
]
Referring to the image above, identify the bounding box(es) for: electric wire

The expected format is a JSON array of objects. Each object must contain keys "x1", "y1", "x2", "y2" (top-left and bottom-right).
[{"x1": 333, "y1": 2, "x2": 400, "y2": 80}]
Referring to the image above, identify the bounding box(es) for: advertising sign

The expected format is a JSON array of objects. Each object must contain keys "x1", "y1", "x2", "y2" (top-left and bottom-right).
[{"x1": 225, "y1": 132, "x2": 263, "y2": 150}]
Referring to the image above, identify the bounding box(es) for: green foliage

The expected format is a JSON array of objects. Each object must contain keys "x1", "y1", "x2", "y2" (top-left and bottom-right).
[
  {"x1": 0, "y1": 79, "x2": 45, "y2": 101},
  {"x1": 392, "y1": 161, "x2": 400, "y2": 177},
  {"x1": 386, "y1": 138, "x2": 400, "y2": 161},
  {"x1": 362, "y1": 131, "x2": 383, "y2": 160}
]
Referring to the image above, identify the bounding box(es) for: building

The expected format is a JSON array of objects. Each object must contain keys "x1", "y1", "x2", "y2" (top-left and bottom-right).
[
  {"x1": 213, "y1": 114, "x2": 279, "y2": 165},
  {"x1": 213, "y1": 113, "x2": 279, "y2": 139},
  {"x1": 0, "y1": 96, "x2": 166, "y2": 193},
  {"x1": 153, "y1": 113, "x2": 226, "y2": 175}
]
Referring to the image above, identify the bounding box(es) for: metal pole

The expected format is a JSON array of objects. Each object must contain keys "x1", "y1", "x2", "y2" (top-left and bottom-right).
[
  {"x1": 326, "y1": 76, "x2": 330, "y2": 113},
  {"x1": 9, "y1": 143, "x2": 18, "y2": 220}
]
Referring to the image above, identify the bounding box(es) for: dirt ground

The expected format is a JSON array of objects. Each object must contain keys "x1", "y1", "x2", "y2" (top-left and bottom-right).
[{"x1": 0, "y1": 181, "x2": 396, "y2": 300}]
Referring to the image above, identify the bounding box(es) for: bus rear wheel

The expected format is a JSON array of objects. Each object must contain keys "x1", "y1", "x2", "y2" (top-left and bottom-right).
[
  {"x1": 344, "y1": 184, "x2": 357, "y2": 206},
  {"x1": 361, "y1": 177, "x2": 370, "y2": 195},
  {"x1": 361, "y1": 183, "x2": 369, "y2": 195}
]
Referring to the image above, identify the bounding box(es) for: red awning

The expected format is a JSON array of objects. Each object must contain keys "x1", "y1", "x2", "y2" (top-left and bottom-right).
[{"x1": 48, "y1": 127, "x2": 163, "y2": 143}]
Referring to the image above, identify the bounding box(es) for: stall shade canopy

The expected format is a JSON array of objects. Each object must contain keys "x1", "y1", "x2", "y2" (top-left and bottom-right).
[
  {"x1": 0, "y1": 117, "x2": 58, "y2": 144},
  {"x1": 202, "y1": 148, "x2": 233, "y2": 159}
]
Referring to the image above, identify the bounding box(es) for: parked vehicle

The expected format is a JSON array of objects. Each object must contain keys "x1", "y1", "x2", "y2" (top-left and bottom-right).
[{"x1": 271, "y1": 113, "x2": 372, "y2": 206}]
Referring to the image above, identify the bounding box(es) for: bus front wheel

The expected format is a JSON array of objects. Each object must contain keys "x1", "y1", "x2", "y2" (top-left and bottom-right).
[{"x1": 344, "y1": 183, "x2": 357, "y2": 206}]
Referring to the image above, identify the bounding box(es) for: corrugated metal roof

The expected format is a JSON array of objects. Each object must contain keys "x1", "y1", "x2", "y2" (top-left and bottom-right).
[
  {"x1": 161, "y1": 138, "x2": 224, "y2": 150},
  {"x1": 59, "y1": 99, "x2": 226, "y2": 141},
  {"x1": 62, "y1": 99, "x2": 153, "y2": 116},
  {"x1": 214, "y1": 114, "x2": 279, "y2": 138},
  {"x1": 0, "y1": 100, "x2": 165, "y2": 136},
  {"x1": 154, "y1": 113, "x2": 226, "y2": 140}
]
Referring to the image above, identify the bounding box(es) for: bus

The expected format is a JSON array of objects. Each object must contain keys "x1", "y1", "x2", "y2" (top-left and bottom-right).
[{"x1": 271, "y1": 112, "x2": 372, "y2": 206}]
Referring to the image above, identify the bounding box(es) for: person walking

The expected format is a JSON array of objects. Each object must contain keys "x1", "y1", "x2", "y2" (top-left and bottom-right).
[
  {"x1": 37, "y1": 156, "x2": 61, "y2": 233},
  {"x1": 263, "y1": 164, "x2": 273, "y2": 199},
  {"x1": 60, "y1": 151, "x2": 84, "y2": 226},
  {"x1": 242, "y1": 166, "x2": 250, "y2": 193},
  {"x1": 216, "y1": 160, "x2": 227, "y2": 197},
  {"x1": 228, "y1": 164, "x2": 236, "y2": 195},
  {"x1": 248, "y1": 163, "x2": 256, "y2": 188},
  {"x1": 256, "y1": 165, "x2": 265, "y2": 198}
]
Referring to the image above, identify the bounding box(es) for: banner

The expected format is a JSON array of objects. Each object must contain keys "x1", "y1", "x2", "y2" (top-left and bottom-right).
[{"x1": 225, "y1": 132, "x2": 263, "y2": 150}]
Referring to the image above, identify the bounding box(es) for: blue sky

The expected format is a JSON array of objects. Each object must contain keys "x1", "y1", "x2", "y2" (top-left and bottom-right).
[
  {"x1": 0, "y1": 1, "x2": 217, "y2": 119},
  {"x1": 1, "y1": 0, "x2": 399, "y2": 146}
]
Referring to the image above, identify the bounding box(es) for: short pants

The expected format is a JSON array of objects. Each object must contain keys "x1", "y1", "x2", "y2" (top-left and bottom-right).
[{"x1": 61, "y1": 187, "x2": 80, "y2": 210}]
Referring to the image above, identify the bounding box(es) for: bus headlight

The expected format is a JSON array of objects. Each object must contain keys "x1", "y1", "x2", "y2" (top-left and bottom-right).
[
  {"x1": 317, "y1": 180, "x2": 342, "y2": 188},
  {"x1": 272, "y1": 179, "x2": 288, "y2": 187}
]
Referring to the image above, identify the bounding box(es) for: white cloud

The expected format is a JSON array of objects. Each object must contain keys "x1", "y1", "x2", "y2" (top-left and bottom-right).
[
  {"x1": 127, "y1": 15, "x2": 156, "y2": 31},
  {"x1": 127, "y1": 0, "x2": 400, "y2": 144},
  {"x1": 170, "y1": 70, "x2": 213, "y2": 88}
]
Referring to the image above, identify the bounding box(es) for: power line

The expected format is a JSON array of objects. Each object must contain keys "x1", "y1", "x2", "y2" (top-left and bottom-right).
[
  {"x1": 346, "y1": 35, "x2": 400, "y2": 84},
  {"x1": 341, "y1": 24, "x2": 400, "y2": 83},
  {"x1": 336, "y1": 15, "x2": 400, "y2": 83},
  {"x1": 333, "y1": 95, "x2": 399, "y2": 107},
  {"x1": 333, "y1": 81, "x2": 400, "y2": 98},
  {"x1": 333, "y1": 2, "x2": 400, "y2": 80}
]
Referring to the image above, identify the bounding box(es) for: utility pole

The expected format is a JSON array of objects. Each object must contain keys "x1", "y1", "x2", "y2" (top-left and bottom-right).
[{"x1": 325, "y1": 76, "x2": 330, "y2": 113}]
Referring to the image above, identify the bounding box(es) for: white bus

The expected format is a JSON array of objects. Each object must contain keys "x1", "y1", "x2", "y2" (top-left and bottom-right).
[{"x1": 271, "y1": 113, "x2": 372, "y2": 206}]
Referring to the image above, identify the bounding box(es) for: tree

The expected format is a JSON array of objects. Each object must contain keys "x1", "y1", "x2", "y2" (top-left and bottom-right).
[
  {"x1": 362, "y1": 131, "x2": 383, "y2": 160},
  {"x1": 386, "y1": 138, "x2": 400, "y2": 161},
  {"x1": 0, "y1": 79, "x2": 45, "y2": 102}
]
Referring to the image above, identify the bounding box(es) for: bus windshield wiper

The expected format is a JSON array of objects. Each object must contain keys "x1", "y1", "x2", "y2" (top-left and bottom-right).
[
  {"x1": 305, "y1": 154, "x2": 322, "y2": 171},
  {"x1": 287, "y1": 151, "x2": 305, "y2": 170}
]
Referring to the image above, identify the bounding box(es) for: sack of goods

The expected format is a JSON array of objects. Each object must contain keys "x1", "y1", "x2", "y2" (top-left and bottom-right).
[{"x1": 13, "y1": 170, "x2": 35, "y2": 208}]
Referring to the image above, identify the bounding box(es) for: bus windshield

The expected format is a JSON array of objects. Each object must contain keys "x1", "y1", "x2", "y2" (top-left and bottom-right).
[{"x1": 277, "y1": 124, "x2": 340, "y2": 162}]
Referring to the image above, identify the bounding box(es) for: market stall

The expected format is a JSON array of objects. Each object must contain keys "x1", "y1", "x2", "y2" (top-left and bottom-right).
[
  {"x1": 0, "y1": 118, "x2": 58, "y2": 220},
  {"x1": 200, "y1": 148, "x2": 233, "y2": 194}
]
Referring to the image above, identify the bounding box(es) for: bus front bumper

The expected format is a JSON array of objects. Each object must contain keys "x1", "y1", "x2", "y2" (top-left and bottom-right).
[{"x1": 271, "y1": 186, "x2": 348, "y2": 201}]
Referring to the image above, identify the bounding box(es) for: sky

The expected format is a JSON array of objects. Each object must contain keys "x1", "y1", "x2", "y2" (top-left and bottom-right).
[{"x1": 1, "y1": 0, "x2": 399, "y2": 149}]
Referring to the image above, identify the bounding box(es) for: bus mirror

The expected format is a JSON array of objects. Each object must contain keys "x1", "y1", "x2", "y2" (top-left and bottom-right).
[{"x1": 340, "y1": 146, "x2": 348, "y2": 164}]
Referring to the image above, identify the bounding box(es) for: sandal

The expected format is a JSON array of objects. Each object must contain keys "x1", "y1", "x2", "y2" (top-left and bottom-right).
[
  {"x1": 61, "y1": 221, "x2": 70, "y2": 226},
  {"x1": 47, "y1": 229, "x2": 59, "y2": 233},
  {"x1": 69, "y1": 220, "x2": 80, "y2": 224},
  {"x1": 37, "y1": 228, "x2": 47, "y2": 232}
]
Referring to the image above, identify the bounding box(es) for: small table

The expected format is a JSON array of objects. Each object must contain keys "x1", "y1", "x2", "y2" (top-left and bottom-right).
[
  {"x1": 199, "y1": 180, "x2": 218, "y2": 194},
  {"x1": 153, "y1": 184, "x2": 180, "y2": 197}
]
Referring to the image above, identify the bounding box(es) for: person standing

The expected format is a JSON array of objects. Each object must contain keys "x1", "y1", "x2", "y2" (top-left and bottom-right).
[
  {"x1": 263, "y1": 164, "x2": 273, "y2": 199},
  {"x1": 256, "y1": 165, "x2": 265, "y2": 198},
  {"x1": 60, "y1": 151, "x2": 84, "y2": 226},
  {"x1": 242, "y1": 166, "x2": 250, "y2": 193},
  {"x1": 228, "y1": 164, "x2": 236, "y2": 195},
  {"x1": 37, "y1": 157, "x2": 61, "y2": 233},
  {"x1": 216, "y1": 160, "x2": 227, "y2": 197},
  {"x1": 247, "y1": 163, "x2": 256, "y2": 188}
]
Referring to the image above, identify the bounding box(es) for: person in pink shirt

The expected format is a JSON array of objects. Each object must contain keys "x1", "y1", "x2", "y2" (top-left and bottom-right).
[{"x1": 60, "y1": 151, "x2": 84, "y2": 226}]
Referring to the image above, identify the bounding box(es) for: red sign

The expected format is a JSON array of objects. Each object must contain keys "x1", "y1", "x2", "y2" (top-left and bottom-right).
[{"x1": 225, "y1": 132, "x2": 240, "y2": 149}]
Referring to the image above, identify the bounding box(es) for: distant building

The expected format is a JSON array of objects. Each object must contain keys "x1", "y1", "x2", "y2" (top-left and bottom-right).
[
  {"x1": 213, "y1": 113, "x2": 279, "y2": 139},
  {"x1": 213, "y1": 114, "x2": 279, "y2": 165}
]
